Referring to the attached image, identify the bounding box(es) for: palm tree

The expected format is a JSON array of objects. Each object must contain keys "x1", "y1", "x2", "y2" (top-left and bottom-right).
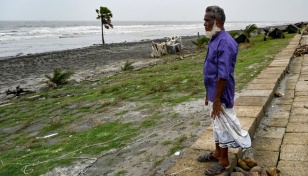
[
  {"x1": 243, "y1": 24, "x2": 258, "y2": 38},
  {"x1": 96, "y1": 6, "x2": 113, "y2": 44}
]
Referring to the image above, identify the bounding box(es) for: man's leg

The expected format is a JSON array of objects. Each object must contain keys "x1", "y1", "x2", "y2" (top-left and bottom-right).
[
  {"x1": 205, "y1": 145, "x2": 231, "y2": 175},
  {"x1": 218, "y1": 146, "x2": 230, "y2": 167},
  {"x1": 212, "y1": 143, "x2": 221, "y2": 159}
]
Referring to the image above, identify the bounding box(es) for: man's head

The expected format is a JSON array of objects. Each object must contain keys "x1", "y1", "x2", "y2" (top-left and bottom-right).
[{"x1": 204, "y1": 6, "x2": 225, "y2": 38}]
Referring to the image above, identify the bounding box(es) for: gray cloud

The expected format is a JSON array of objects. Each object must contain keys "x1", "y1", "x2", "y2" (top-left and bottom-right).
[{"x1": 0, "y1": 0, "x2": 307, "y2": 22}]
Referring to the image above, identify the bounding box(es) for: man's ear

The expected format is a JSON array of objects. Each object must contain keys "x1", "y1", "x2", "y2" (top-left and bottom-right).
[{"x1": 215, "y1": 19, "x2": 223, "y2": 28}]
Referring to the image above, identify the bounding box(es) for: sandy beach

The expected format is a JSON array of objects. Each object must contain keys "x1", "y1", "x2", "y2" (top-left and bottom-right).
[{"x1": 0, "y1": 36, "x2": 198, "y2": 95}]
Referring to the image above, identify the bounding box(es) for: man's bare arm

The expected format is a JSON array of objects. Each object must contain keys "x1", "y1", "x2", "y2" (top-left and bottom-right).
[{"x1": 211, "y1": 77, "x2": 226, "y2": 119}]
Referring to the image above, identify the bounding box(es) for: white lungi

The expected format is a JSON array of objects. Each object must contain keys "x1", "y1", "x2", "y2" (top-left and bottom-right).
[{"x1": 208, "y1": 101, "x2": 251, "y2": 150}]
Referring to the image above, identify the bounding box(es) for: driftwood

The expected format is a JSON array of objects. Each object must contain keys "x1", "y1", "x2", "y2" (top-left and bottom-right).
[
  {"x1": 151, "y1": 35, "x2": 183, "y2": 57},
  {"x1": 5, "y1": 86, "x2": 32, "y2": 96}
]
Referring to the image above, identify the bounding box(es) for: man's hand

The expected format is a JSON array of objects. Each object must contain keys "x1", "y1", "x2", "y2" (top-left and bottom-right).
[
  {"x1": 212, "y1": 78, "x2": 227, "y2": 119},
  {"x1": 211, "y1": 100, "x2": 225, "y2": 119},
  {"x1": 205, "y1": 96, "x2": 208, "y2": 106}
]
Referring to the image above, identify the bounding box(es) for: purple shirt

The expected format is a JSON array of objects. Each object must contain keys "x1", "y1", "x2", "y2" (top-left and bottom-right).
[{"x1": 203, "y1": 30, "x2": 238, "y2": 108}]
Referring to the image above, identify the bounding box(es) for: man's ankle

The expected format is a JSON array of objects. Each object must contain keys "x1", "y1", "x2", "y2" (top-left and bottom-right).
[{"x1": 218, "y1": 160, "x2": 230, "y2": 167}]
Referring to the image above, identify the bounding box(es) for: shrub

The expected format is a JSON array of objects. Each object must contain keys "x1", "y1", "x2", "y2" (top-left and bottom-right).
[
  {"x1": 121, "y1": 61, "x2": 134, "y2": 71},
  {"x1": 45, "y1": 68, "x2": 74, "y2": 88},
  {"x1": 192, "y1": 36, "x2": 209, "y2": 49}
]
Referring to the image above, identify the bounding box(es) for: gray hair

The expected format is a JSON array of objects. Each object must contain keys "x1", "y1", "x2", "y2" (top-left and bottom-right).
[{"x1": 205, "y1": 6, "x2": 226, "y2": 24}]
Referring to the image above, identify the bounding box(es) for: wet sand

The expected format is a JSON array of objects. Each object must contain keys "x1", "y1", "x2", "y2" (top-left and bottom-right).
[{"x1": 0, "y1": 36, "x2": 198, "y2": 94}]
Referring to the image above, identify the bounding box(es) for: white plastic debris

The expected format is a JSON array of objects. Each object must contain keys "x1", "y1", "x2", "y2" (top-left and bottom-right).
[
  {"x1": 174, "y1": 151, "x2": 181, "y2": 156},
  {"x1": 36, "y1": 133, "x2": 58, "y2": 139}
]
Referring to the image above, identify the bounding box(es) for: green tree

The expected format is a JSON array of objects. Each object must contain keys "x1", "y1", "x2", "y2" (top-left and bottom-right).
[
  {"x1": 96, "y1": 6, "x2": 113, "y2": 44},
  {"x1": 243, "y1": 24, "x2": 258, "y2": 38}
]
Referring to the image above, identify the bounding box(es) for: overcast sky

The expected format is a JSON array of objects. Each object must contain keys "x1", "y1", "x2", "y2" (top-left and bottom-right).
[{"x1": 0, "y1": 0, "x2": 307, "y2": 22}]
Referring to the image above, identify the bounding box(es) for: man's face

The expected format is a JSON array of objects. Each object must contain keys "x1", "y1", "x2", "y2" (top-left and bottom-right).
[{"x1": 204, "y1": 12, "x2": 215, "y2": 32}]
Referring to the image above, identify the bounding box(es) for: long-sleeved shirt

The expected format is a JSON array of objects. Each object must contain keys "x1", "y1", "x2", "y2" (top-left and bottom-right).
[{"x1": 203, "y1": 30, "x2": 238, "y2": 108}]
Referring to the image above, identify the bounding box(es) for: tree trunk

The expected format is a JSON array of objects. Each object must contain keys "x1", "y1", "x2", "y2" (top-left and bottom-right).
[{"x1": 101, "y1": 18, "x2": 105, "y2": 44}]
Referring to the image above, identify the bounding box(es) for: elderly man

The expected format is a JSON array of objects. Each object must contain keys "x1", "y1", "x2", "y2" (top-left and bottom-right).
[{"x1": 197, "y1": 6, "x2": 252, "y2": 175}]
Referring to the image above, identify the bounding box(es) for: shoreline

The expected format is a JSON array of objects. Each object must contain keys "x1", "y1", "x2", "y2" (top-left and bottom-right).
[
  {"x1": 0, "y1": 22, "x2": 300, "y2": 96},
  {"x1": 0, "y1": 35, "x2": 199, "y2": 95}
]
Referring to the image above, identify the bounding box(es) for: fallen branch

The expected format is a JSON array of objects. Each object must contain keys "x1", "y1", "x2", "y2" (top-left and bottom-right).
[{"x1": 5, "y1": 86, "x2": 33, "y2": 97}]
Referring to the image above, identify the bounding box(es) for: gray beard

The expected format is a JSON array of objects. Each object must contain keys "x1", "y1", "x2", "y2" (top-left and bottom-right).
[{"x1": 205, "y1": 22, "x2": 221, "y2": 39}]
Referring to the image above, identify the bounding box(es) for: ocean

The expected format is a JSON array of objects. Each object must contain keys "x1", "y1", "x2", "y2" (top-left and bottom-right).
[{"x1": 0, "y1": 21, "x2": 296, "y2": 59}]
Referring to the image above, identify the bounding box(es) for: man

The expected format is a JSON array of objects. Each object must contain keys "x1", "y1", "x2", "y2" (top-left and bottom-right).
[{"x1": 197, "y1": 6, "x2": 252, "y2": 175}]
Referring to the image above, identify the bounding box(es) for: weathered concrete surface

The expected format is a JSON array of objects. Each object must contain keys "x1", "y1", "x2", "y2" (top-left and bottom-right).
[
  {"x1": 252, "y1": 137, "x2": 281, "y2": 152},
  {"x1": 267, "y1": 118, "x2": 288, "y2": 127},
  {"x1": 237, "y1": 117, "x2": 257, "y2": 137},
  {"x1": 271, "y1": 111, "x2": 290, "y2": 119},
  {"x1": 235, "y1": 96, "x2": 269, "y2": 106},
  {"x1": 289, "y1": 114, "x2": 308, "y2": 123},
  {"x1": 240, "y1": 90, "x2": 273, "y2": 97},
  {"x1": 286, "y1": 123, "x2": 308, "y2": 133},
  {"x1": 255, "y1": 127, "x2": 285, "y2": 139},
  {"x1": 253, "y1": 150, "x2": 279, "y2": 168},
  {"x1": 246, "y1": 83, "x2": 276, "y2": 90},
  {"x1": 234, "y1": 106, "x2": 263, "y2": 118},
  {"x1": 278, "y1": 161, "x2": 308, "y2": 176},
  {"x1": 283, "y1": 133, "x2": 308, "y2": 145}
]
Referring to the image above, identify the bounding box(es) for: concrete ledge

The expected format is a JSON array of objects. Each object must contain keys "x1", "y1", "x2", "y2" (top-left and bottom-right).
[
  {"x1": 278, "y1": 161, "x2": 308, "y2": 176},
  {"x1": 283, "y1": 133, "x2": 308, "y2": 145},
  {"x1": 240, "y1": 90, "x2": 273, "y2": 97},
  {"x1": 246, "y1": 83, "x2": 277, "y2": 90},
  {"x1": 281, "y1": 144, "x2": 308, "y2": 154},
  {"x1": 286, "y1": 123, "x2": 308, "y2": 133},
  {"x1": 252, "y1": 137, "x2": 282, "y2": 152},
  {"x1": 250, "y1": 78, "x2": 280, "y2": 84},
  {"x1": 280, "y1": 152, "x2": 308, "y2": 161},
  {"x1": 289, "y1": 114, "x2": 308, "y2": 123},
  {"x1": 254, "y1": 150, "x2": 279, "y2": 168},
  {"x1": 191, "y1": 129, "x2": 214, "y2": 151},
  {"x1": 234, "y1": 105, "x2": 264, "y2": 118},
  {"x1": 268, "y1": 118, "x2": 289, "y2": 127},
  {"x1": 255, "y1": 127, "x2": 285, "y2": 139},
  {"x1": 238, "y1": 116, "x2": 257, "y2": 138},
  {"x1": 291, "y1": 108, "x2": 308, "y2": 115},
  {"x1": 235, "y1": 96, "x2": 269, "y2": 107}
]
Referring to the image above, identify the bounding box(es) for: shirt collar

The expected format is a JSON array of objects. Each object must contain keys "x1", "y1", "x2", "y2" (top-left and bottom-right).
[{"x1": 209, "y1": 29, "x2": 225, "y2": 42}]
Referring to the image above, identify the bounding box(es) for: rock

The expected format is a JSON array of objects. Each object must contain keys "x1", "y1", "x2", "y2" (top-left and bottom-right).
[
  {"x1": 249, "y1": 166, "x2": 263, "y2": 174},
  {"x1": 274, "y1": 92, "x2": 283, "y2": 97},
  {"x1": 231, "y1": 172, "x2": 245, "y2": 176},
  {"x1": 233, "y1": 167, "x2": 250, "y2": 176},
  {"x1": 238, "y1": 159, "x2": 250, "y2": 171},
  {"x1": 250, "y1": 172, "x2": 260, "y2": 176},
  {"x1": 266, "y1": 167, "x2": 281, "y2": 176},
  {"x1": 261, "y1": 169, "x2": 268, "y2": 176},
  {"x1": 244, "y1": 157, "x2": 257, "y2": 168}
]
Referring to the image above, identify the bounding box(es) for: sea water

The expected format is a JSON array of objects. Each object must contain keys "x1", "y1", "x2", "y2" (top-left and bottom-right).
[{"x1": 0, "y1": 21, "x2": 296, "y2": 59}]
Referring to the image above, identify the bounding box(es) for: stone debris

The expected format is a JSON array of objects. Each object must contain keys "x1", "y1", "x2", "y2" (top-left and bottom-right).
[
  {"x1": 294, "y1": 44, "x2": 308, "y2": 56},
  {"x1": 274, "y1": 92, "x2": 283, "y2": 97}
]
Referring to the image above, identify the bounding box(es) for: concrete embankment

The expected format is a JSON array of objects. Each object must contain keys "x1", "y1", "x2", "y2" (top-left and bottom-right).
[{"x1": 165, "y1": 33, "x2": 306, "y2": 176}]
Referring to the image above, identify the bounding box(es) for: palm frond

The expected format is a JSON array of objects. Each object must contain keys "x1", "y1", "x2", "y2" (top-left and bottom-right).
[
  {"x1": 45, "y1": 68, "x2": 74, "y2": 88},
  {"x1": 243, "y1": 24, "x2": 258, "y2": 38},
  {"x1": 191, "y1": 36, "x2": 209, "y2": 49}
]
